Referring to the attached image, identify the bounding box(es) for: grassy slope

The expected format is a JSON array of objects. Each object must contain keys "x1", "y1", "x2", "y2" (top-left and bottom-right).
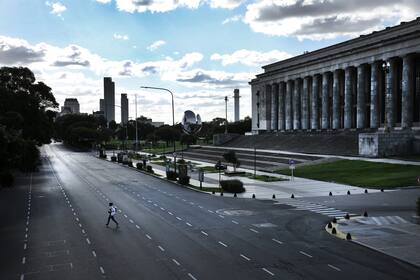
[{"x1": 276, "y1": 160, "x2": 420, "y2": 189}]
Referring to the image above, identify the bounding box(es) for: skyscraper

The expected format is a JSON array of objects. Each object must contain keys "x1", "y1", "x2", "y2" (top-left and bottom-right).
[
  {"x1": 121, "y1": 93, "x2": 129, "y2": 124},
  {"x1": 63, "y1": 98, "x2": 80, "y2": 114},
  {"x1": 99, "y1": 99, "x2": 104, "y2": 113},
  {"x1": 234, "y1": 89, "x2": 240, "y2": 122},
  {"x1": 103, "y1": 77, "x2": 115, "y2": 123}
]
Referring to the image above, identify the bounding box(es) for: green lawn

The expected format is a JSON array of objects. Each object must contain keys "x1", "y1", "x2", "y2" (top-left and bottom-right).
[{"x1": 275, "y1": 160, "x2": 420, "y2": 189}]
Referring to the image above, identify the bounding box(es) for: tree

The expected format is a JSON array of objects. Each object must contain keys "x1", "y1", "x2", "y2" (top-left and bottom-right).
[
  {"x1": 155, "y1": 125, "x2": 180, "y2": 146},
  {"x1": 223, "y1": 150, "x2": 241, "y2": 172},
  {"x1": 180, "y1": 134, "x2": 196, "y2": 146}
]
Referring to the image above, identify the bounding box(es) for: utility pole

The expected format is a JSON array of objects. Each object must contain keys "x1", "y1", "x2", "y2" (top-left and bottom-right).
[
  {"x1": 135, "y1": 94, "x2": 138, "y2": 151},
  {"x1": 224, "y1": 96, "x2": 228, "y2": 134}
]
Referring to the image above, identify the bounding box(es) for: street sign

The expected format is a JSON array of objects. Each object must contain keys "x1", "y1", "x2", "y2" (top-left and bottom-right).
[
  {"x1": 198, "y1": 170, "x2": 204, "y2": 182},
  {"x1": 289, "y1": 159, "x2": 295, "y2": 170}
]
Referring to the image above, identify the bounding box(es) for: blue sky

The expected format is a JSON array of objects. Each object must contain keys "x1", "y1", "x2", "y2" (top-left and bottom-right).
[{"x1": 0, "y1": 0, "x2": 419, "y2": 123}]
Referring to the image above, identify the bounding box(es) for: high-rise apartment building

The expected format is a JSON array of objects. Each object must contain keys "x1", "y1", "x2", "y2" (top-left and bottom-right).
[
  {"x1": 103, "y1": 77, "x2": 115, "y2": 122},
  {"x1": 99, "y1": 99, "x2": 105, "y2": 113},
  {"x1": 63, "y1": 98, "x2": 80, "y2": 114},
  {"x1": 121, "y1": 93, "x2": 129, "y2": 124}
]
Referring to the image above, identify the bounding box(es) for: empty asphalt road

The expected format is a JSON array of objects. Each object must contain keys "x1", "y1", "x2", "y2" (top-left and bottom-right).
[{"x1": 1, "y1": 143, "x2": 419, "y2": 280}]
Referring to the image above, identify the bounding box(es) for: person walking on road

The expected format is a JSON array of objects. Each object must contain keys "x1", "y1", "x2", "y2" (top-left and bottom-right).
[{"x1": 106, "y1": 202, "x2": 119, "y2": 228}]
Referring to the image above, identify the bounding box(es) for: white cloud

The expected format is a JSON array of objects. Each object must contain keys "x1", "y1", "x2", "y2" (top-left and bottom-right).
[
  {"x1": 115, "y1": 0, "x2": 201, "y2": 13},
  {"x1": 96, "y1": 0, "x2": 112, "y2": 3},
  {"x1": 175, "y1": 68, "x2": 254, "y2": 88},
  {"x1": 222, "y1": 14, "x2": 242, "y2": 24},
  {"x1": 45, "y1": 1, "x2": 67, "y2": 17},
  {"x1": 113, "y1": 33, "x2": 129, "y2": 40},
  {"x1": 147, "y1": 40, "x2": 166, "y2": 51},
  {"x1": 209, "y1": 0, "x2": 244, "y2": 9},
  {"x1": 244, "y1": 0, "x2": 420, "y2": 40},
  {"x1": 211, "y1": 49, "x2": 292, "y2": 67}
]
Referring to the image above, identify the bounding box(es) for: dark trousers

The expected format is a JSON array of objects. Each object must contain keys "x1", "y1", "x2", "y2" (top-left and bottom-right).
[{"x1": 106, "y1": 215, "x2": 118, "y2": 225}]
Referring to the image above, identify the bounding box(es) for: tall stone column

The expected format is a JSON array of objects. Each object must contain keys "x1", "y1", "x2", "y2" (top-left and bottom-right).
[
  {"x1": 322, "y1": 72, "x2": 331, "y2": 129},
  {"x1": 311, "y1": 74, "x2": 320, "y2": 129},
  {"x1": 286, "y1": 80, "x2": 293, "y2": 130},
  {"x1": 386, "y1": 58, "x2": 398, "y2": 128},
  {"x1": 271, "y1": 83, "x2": 279, "y2": 131},
  {"x1": 278, "y1": 82, "x2": 286, "y2": 131},
  {"x1": 344, "y1": 67, "x2": 354, "y2": 129},
  {"x1": 357, "y1": 64, "x2": 367, "y2": 129},
  {"x1": 332, "y1": 70, "x2": 341, "y2": 129},
  {"x1": 370, "y1": 61, "x2": 381, "y2": 129},
  {"x1": 402, "y1": 54, "x2": 414, "y2": 129},
  {"x1": 293, "y1": 78, "x2": 302, "y2": 130},
  {"x1": 265, "y1": 84, "x2": 272, "y2": 131},
  {"x1": 301, "y1": 77, "x2": 310, "y2": 130}
]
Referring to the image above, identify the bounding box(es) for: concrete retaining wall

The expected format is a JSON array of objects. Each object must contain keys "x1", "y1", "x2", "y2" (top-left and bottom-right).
[{"x1": 359, "y1": 131, "x2": 414, "y2": 157}]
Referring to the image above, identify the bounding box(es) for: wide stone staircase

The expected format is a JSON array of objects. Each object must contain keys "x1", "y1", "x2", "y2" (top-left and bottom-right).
[
  {"x1": 180, "y1": 146, "x2": 324, "y2": 172},
  {"x1": 224, "y1": 130, "x2": 359, "y2": 156}
]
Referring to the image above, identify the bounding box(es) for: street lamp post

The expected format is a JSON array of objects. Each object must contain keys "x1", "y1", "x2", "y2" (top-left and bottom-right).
[
  {"x1": 141, "y1": 86, "x2": 176, "y2": 173},
  {"x1": 224, "y1": 96, "x2": 228, "y2": 134}
]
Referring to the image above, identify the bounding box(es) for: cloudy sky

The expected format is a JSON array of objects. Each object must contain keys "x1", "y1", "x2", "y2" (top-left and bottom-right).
[{"x1": 1, "y1": 0, "x2": 419, "y2": 124}]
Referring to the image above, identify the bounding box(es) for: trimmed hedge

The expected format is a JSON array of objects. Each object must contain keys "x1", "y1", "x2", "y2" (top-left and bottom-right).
[
  {"x1": 0, "y1": 171, "x2": 14, "y2": 188},
  {"x1": 178, "y1": 176, "x2": 190, "y2": 185},
  {"x1": 128, "y1": 161, "x2": 133, "y2": 167},
  {"x1": 220, "y1": 179, "x2": 245, "y2": 193},
  {"x1": 111, "y1": 156, "x2": 117, "y2": 162},
  {"x1": 146, "y1": 165, "x2": 154, "y2": 174},
  {"x1": 136, "y1": 162, "x2": 143, "y2": 170},
  {"x1": 166, "y1": 171, "x2": 177, "y2": 180}
]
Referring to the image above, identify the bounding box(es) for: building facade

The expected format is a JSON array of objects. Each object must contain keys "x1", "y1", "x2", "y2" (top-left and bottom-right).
[
  {"x1": 62, "y1": 98, "x2": 80, "y2": 114},
  {"x1": 250, "y1": 18, "x2": 420, "y2": 134},
  {"x1": 121, "y1": 93, "x2": 129, "y2": 124},
  {"x1": 104, "y1": 77, "x2": 115, "y2": 123}
]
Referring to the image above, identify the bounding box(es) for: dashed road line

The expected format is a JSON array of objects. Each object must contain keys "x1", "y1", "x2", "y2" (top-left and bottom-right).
[
  {"x1": 262, "y1": 268, "x2": 275, "y2": 276},
  {"x1": 146, "y1": 234, "x2": 152, "y2": 240},
  {"x1": 328, "y1": 264, "x2": 341, "y2": 271},
  {"x1": 158, "y1": 245, "x2": 165, "y2": 252},
  {"x1": 231, "y1": 220, "x2": 239, "y2": 224},
  {"x1": 186, "y1": 222, "x2": 193, "y2": 227},
  {"x1": 172, "y1": 259, "x2": 181, "y2": 266},
  {"x1": 249, "y1": 228, "x2": 259, "y2": 233},
  {"x1": 272, "y1": 238, "x2": 283, "y2": 245},
  {"x1": 201, "y1": 231, "x2": 208, "y2": 236},
  {"x1": 92, "y1": 250, "x2": 97, "y2": 257},
  {"x1": 240, "y1": 254, "x2": 251, "y2": 261},
  {"x1": 99, "y1": 266, "x2": 105, "y2": 274},
  {"x1": 218, "y1": 241, "x2": 228, "y2": 248},
  {"x1": 86, "y1": 238, "x2": 91, "y2": 245},
  {"x1": 188, "y1": 273, "x2": 198, "y2": 280},
  {"x1": 299, "y1": 251, "x2": 313, "y2": 258}
]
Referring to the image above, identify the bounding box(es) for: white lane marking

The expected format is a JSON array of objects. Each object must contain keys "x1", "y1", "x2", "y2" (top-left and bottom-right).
[
  {"x1": 262, "y1": 268, "x2": 275, "y2": 276},
  {"x1": 201, "y1": 231, "x2": 208, "y2": 236},
  {"x1": 24, "y1": 243, "x2": 27, "y2": 250},
  {"x1": 86, "y1": 238, "x2": 91, "y2": 245},
  {"x1": 218, "y1": 241, "x2": 228, "y2": 247},
  {"x1": 92, "y1": 250, "x2": 97, "y2": 257},
  {"x1": 124, "y1": 214, "x2": 128, "y2": 218},
  {"x1": 168, "y1": 212, "x2": 173, "y2": 215},
  {"x1": 240, "y1": 254, "x2": 251, "y2": 261},
  {"x1": 25, "y1": 234, "x2": 28, "y2": 239},
  {"x1": 22, "y1": 257, "x2": 26, "y2": 264},
  {"x1": 146, "y1": 234, "x2": 152, "y2": 240},
  {"x1": 75, "y1": 217, "x2": 79, "y2": 221},
  {"x1": 172, "y1": 259, "x2": 181, "y2": 266},
  {"x1": 160, "y1": 207, "x2": 165, "y2": 211},
  {"x1": 189, "y1": 202, "x2": 195, "y2": 205},
  {"x1": 20, "y1": 274, "x2": 24, "y2": 280},
  {"x1": 232, "y1": 220, "x2": 239, "y2": 224},
  {"x1": 188, "y1": 273, "x2": 198, "y2": 280},
  {"x1": 182, "y1": 199, "x2": 187, "y2": 202},
  {"x1": 218, "y1": 215, "x2": 225, "y2": 219},
  {"x1": 328, "y1": 264, "x2": 341, "y2": 271},
  {"x1": 299, "y1": 251, "x2": 313, "y2": 258},
  {"x1": 82, "y1": 229, "x2": 86, "y2": 234},
  {"x1": 198, "y1": 206, "x2": 203, "y2": 209},
  {"x1": 207, "y1": 210, "x2": 214, "y2": 213},
  {"x1": 153, "y1": 204, "x2": 158, "y2": 207},
  {"x1": 136, "y1": 225, "x2": 140, "y2": 229},
  {"x1": 186, "y1": 222, "x2": 193, "y2": 227},
  {"x1": 272, "y1": 238, "x2": 283, "y2": 245},
  {"x1": 100, "y1": 266, "x2": 105, "y2": 274},
  {"x1": 129, "y1": 219, "x2": 134, "y2": 224},
  {"x1": 158, "y1": 245, "x2": 165, "y2": 252},
  {"x1": 176, "y1": 217, "x2": 182, "y2": 221},
  {"x1": 249, "y1": 228, "x2": 259, "y2": 233},
  {"x1": 79, "y1": 223, "x2": 82, "y2": 228}
]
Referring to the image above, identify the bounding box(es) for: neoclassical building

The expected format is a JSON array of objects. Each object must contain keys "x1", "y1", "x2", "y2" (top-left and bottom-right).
[{"x1": 250, "y1": 18, "x2": 420, "y2": 134}]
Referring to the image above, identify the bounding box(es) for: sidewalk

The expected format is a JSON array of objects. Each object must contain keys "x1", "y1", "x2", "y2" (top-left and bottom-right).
[
  {"x1": 333, "y1": 216, "x2": 420, "y2": 267},
  {"x1": 145, "y1": 155, "x2": 381, "y2": 199}
]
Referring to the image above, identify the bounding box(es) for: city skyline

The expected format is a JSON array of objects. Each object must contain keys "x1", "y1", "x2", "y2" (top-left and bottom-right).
[{"x1": 1, "y1": 1, "x2": 419, "y2": 123}]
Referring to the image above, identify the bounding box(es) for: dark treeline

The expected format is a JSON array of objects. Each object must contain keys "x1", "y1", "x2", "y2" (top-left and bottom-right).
[{"x1": 0, "y1": 67, "x2": 58, "y2": 187}]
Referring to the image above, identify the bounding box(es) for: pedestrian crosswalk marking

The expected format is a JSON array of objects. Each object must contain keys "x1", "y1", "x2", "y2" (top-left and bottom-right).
[
  {"x1": 278, "y1": 199, "x2": 356, "y2": 219},
  {"x1": 358, "y1": 216, "x2": 408, "y2": 226}
]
